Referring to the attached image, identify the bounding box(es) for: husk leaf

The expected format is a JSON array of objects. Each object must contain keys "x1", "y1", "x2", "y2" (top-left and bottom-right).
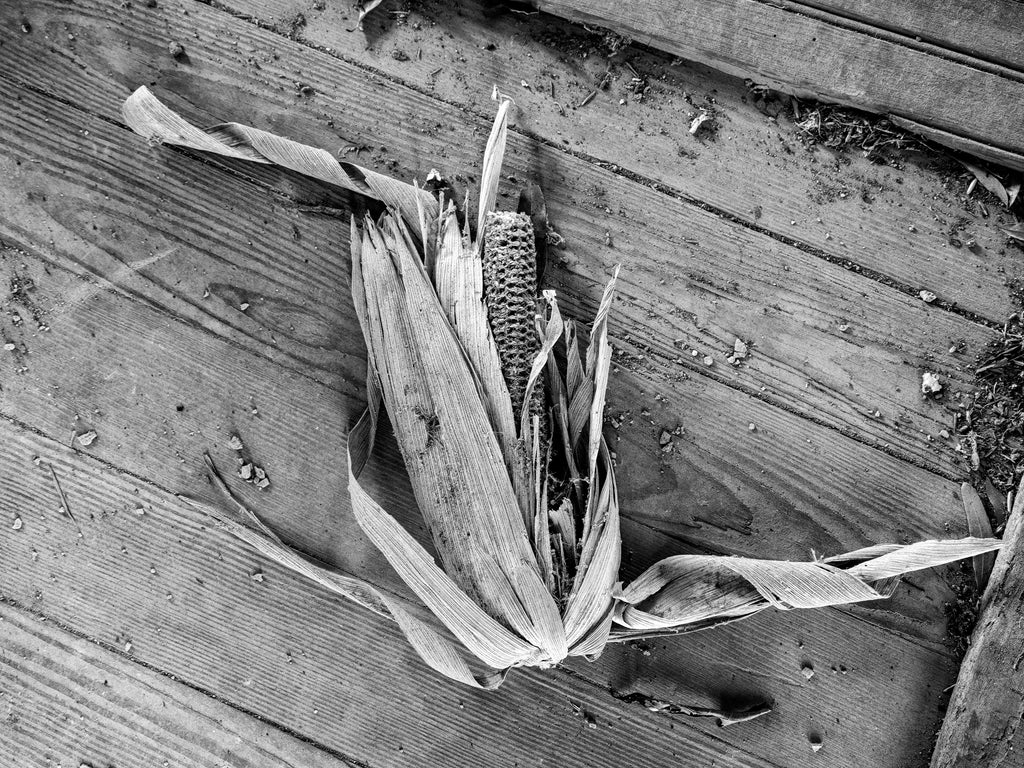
[{"x1": 125, "y1": 89, "x2": 1004, "y2": 705}]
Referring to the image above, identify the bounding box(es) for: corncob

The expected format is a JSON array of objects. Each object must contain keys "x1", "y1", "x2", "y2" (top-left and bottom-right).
[
  {"x1": 481, "y1": 211, "x2": 544, "y2": 430},
  {"x1": 130, "y1": 89, "x2": 1004, "y2": 706}
]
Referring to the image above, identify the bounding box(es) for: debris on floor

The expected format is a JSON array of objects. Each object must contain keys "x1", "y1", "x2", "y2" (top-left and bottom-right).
[
  {"x1": 227, "y1": 433, "x2": 271, "y2": 490},
  {"x1": 75, "y1": 430, "x2": 98, "y2": 447},
  {"x1": 921, "y1": 372, "x2": 943, "y2": 396}
]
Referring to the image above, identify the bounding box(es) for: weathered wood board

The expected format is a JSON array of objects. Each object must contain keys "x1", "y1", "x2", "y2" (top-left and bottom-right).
[
  {"x1": 0, "y1": 0, "x2": 1019, "y2": 766},
  {"x1": 930, "y1": 481, "x2": 1024, "y2": 767},
  {"x1": 0, "y1": 601, "x2": 354, "y2": 768},
  {"x1": 0, "y1": 416, "x2": 961, "y2": 768},
  {"x1": 529, "y1": 0, "x2": 1024, "y2": 169}
]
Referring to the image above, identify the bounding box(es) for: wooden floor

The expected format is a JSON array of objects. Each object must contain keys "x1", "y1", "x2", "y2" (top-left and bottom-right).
[{"x1": 0, "y1": 1, "x2": 1020, "y2": 766}]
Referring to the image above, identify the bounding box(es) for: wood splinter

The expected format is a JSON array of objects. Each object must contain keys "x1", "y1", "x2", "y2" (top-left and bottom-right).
[{"x1": 930, "y1": 474, "x2": 1024, "y2": 767}]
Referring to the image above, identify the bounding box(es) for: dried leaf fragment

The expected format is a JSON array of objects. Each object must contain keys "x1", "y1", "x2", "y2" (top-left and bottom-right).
[
  {"x1": 351, "y1": 0, "x2": 385, "y2": 31},
  {"x1": 1003, "y1": 223, "x2": 1024, "y2": 243},
  {"x1": 960, "y1": 160, "x2": 1011, "y2": 207},
  {"x1": 76, "y1": 430, "x2": 98, "y2": 447},
  {"x1": 960, "y1": 482, "x2": 996, "y2": 590},
  {"x1": 689, "y1": 110, "x2": 712, "y2": 135}
]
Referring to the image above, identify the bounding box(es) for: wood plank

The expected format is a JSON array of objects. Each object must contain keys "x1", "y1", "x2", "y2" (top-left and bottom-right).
[
  {"x1": 0, "y1": 80, "x2": 977, "y2": 637},
  {"x1": 0, "y1": 601, "x2": 356, "y2": 768},
  {"x1": 0, "y1": 415, "x2": 960, "y2": 768},
  {"x1": 791, "y1": 0, "x2": 1024, "y2": 70},
  {"x1": 231, "y1": 0, "x2": 1024, "y2": 324},
  {"x1": 0, "y1": 0, "x2": 1001, "y2": 480},
  {"x1": 524, "y1": 0, "x2": 1024, "y2": 168},
  {"x1": 929, "y1": 480, "x2": 1024, "y2": 767},
  {"x1": 0, "y1": 7, "x2": 989, "y2": 763},
  {"x1": 17, "y1": 0, "x2": 1020, "y2": 330}
]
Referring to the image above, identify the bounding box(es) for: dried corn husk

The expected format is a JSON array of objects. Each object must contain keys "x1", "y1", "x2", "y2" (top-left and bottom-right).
[{"x1": 133, "y1": 90, "x2": 1002, "y2": 706}]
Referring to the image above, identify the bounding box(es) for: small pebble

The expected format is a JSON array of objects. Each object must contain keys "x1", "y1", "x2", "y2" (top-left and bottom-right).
[
  {"x1": 124, "y1": 641, "x2": 133, "y2": 653},
  {"x1": 939, "y1": 429, "x2": 950, "y2": 439},
  {"x1": 227, "y1": 434, "x2": 244, "y2": 451},
  {"x1": 239, "y1": 302, "x2": 250, "y2": 311},
  {"x1": 12, "y1": 515, "x2": 23, "y2": 531},
  {"x1": 748, "y1": 422, "x2": 756, "y2": 432},
  {"x1": 251, "y1": 570, "x2": 265, "y2": 583},
  {"x1": 168, "y1": 41, "x2": 184, "y2": 59},
  {"x1": 659, "y1": 430, "x2": 672, "y2": 446},
  {"x1": 3, "y1": 342, "x2": 15, "y2": 351},
  {"x1": 702, "y1": 355, "x2": 714, "y2": 366},
  {"x1": 919, "y1": 290, "x2": 937, "y2": 303},
  {"x1": 800, "y1": 663, "x2": 815, "y2": 680}
]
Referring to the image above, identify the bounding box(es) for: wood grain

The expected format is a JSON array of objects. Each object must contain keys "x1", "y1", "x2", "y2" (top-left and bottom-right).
[
  {"x1": 0, "y1": 2, "x2": 994, "y2": 765},
  {"x1": 0, "y1": 0, "x2": 1002, "y2": 479},
  {"x1": 30, "y1": 0, "x2": 1023, "y2": 329},
  {"x1": 791, "y1": 0, "x2": 1024, "y2": 69},
  {"x1": 0, "y1": 416, "x2": 959, "y2": 768},
  {"x1": 0, "y1": 85, "x2": 977, "y2": 632},
  {"x1": 527, "y1": 0, "x2": 1024, "y2": 169},
  {"x1": 236, "y1": 0, "x2": 1024, "y2": 323},
  {"x1": 0, "y1": 601, "x2": 359, "y2": 768},
  {"x1": 930, "y1": 480, "x2": 1024, "y2": 767}
]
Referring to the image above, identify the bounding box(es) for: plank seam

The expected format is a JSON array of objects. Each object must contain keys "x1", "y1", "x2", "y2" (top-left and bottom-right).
[
  {"x1": 0, "y1": 221, "x2": 349, "y2": 396},
  {"x1": 0, "y1": 594, "x2": 376, "y2": 768},
  {"x1": 0, "y1": 407, "x2": 952, "y2": 668},
  {"x1": 606, "y1": 326, "x2": 967, "y2": 483},
  {"x1": 191, "y1": 0, "x2": 1005, "y2": 331},
  {"x1": 762, "y1": 0, "x2": 1024, "y2": 83}
]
